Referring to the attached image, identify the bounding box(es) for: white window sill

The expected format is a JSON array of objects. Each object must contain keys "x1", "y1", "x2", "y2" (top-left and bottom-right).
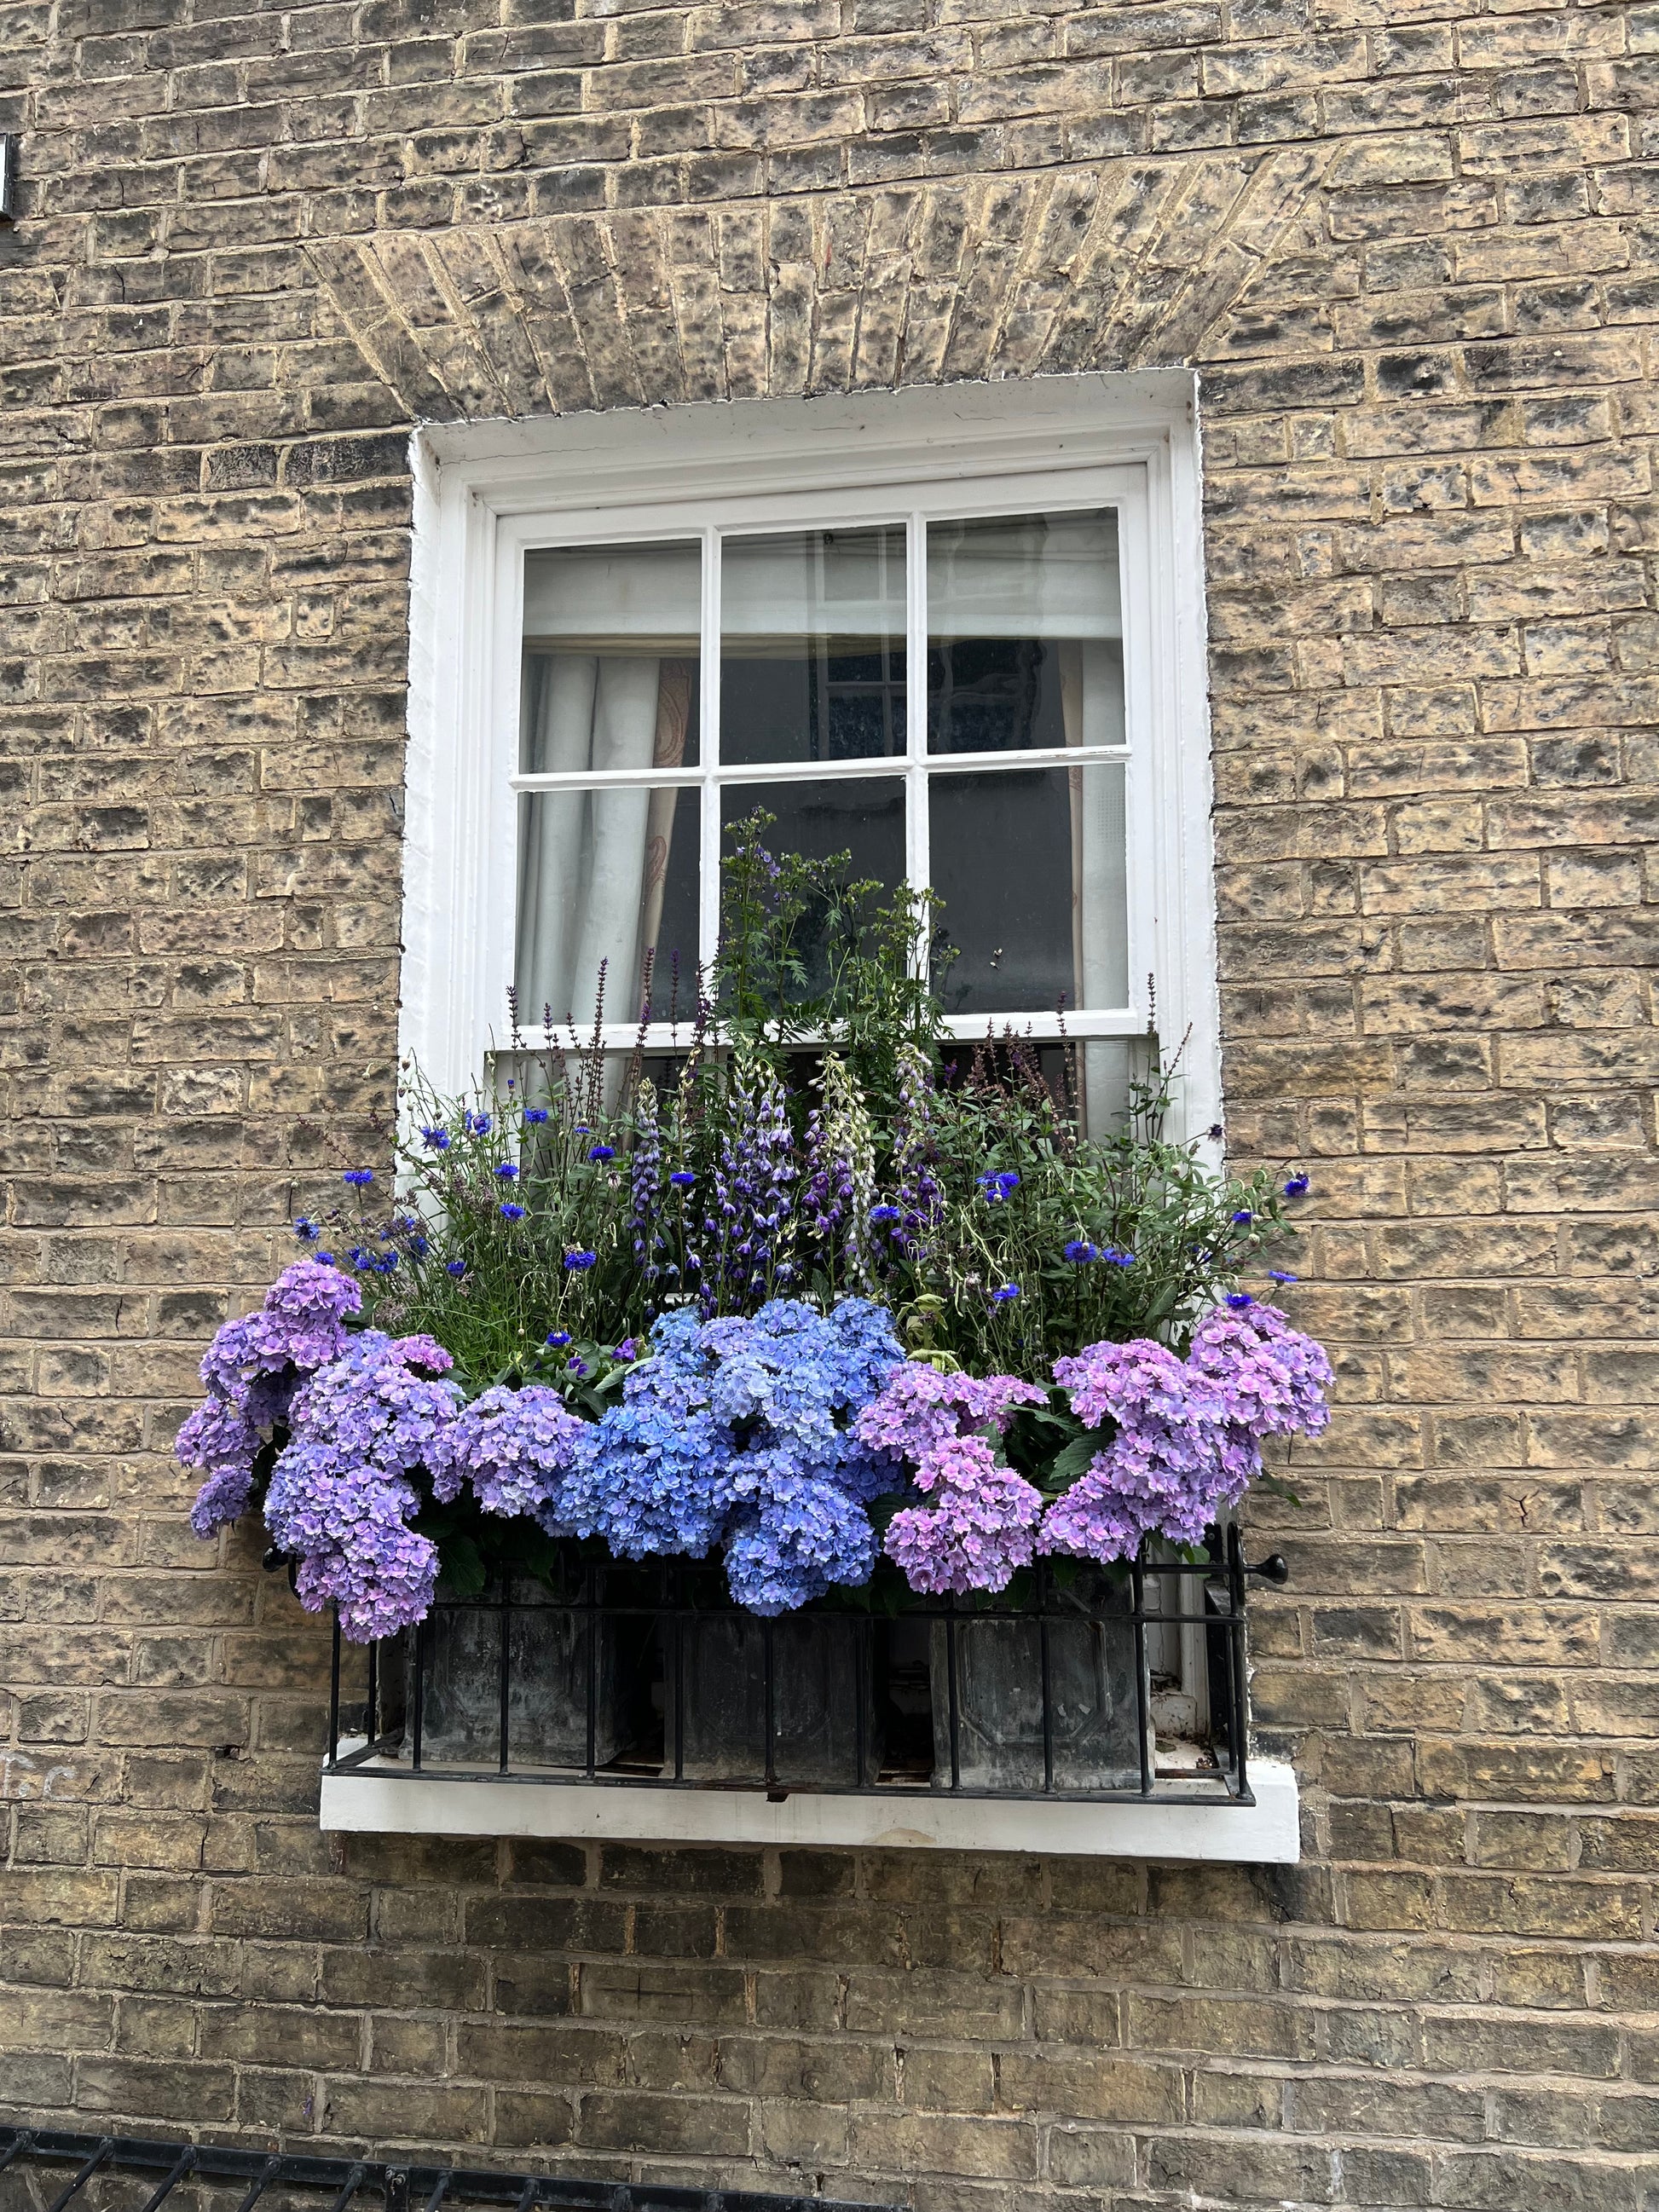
[{"x1": 319, "y1": 1751, "x2": 1299, "y2": 1863}]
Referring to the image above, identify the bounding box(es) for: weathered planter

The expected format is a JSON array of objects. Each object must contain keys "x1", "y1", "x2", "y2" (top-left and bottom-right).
[
  {"x1": 409, "y1": 1580, "x2": 652, "y2": 1771},
  {"x1": 666, "y1": 1608, "x2": 882, "y2": 1788},
  {"x1": 930, "y1": 1569, "x2": 1145, "y2": 1792}
]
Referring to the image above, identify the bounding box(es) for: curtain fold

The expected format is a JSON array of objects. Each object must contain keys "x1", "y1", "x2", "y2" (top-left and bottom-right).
[
  {"x1": 1061, "y1": 638, "x2": 1130, "y2": 1130},
  {"x1": 517, "y1": 654, "x2": 671, "y2": 1029}
]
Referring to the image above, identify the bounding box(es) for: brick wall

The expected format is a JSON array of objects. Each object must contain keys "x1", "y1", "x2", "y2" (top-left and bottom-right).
[{"x1": 3, "y1": 0, "x2": 1658, "y2": 2203}]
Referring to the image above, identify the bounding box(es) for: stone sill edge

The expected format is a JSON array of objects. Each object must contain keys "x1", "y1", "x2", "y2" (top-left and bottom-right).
[{"x1": 319, "y1": 1753, "x2": 1299, "y2": 1863}]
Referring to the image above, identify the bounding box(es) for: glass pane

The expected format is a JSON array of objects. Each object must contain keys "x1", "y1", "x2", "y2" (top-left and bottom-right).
[
  {"x1": 927, "y1": 510, "x2": 1123, "y2": 756},
  {"x1": 720, "y1": 527, "x2": 906, "y2": 767},
  {"x1": 516, "y1": 786, "x2": 699, "y2": 1031},
  {"x1": 928, "y1": 764, "x2": 1127, "y2": 1015},
  {"x1": 521, "y1": 540, "x2": 701, "y2": 774},
  {"x1": 720, "y1": 777, "x2": 905, "y2": 999}
]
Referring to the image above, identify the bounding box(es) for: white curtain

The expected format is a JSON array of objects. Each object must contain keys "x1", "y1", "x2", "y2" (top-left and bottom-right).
[
  {"x1": 1061, "y1": 638, "x2": 1130, "y2": 1131},
  {"x1": 517, "y1": 656, "x2": 691, "y2": 1029}
]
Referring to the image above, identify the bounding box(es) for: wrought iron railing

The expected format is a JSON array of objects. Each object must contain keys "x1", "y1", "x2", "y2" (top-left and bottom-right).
[
  {"x1": 0, "y1": 2127, "x2": 887, "y2": 2212},
  {"x1": 315, "y1": 1530, "x2": 1287, "y2": 1806}
]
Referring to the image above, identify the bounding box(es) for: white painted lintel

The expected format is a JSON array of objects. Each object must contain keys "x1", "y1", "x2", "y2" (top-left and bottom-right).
[{"x1": 320, "y1": 1754, "x2": 1299, "y2": 1863}]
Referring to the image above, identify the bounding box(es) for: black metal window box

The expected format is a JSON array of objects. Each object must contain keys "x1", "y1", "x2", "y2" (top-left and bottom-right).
[{"x1": 313, "y1": 1534, "x2": 1296, "y2": 1857}]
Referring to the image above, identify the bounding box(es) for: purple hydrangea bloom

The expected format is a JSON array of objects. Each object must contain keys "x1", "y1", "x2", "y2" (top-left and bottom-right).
[
  {"x1": 1040, "y1": 1304, "x2": 1331, "y2": 1564},
  {"x1": 884, "y1": 1435, "x2": 1045, "y2": 1597},
  {"x1": 440, "y1": 1383, "x2": 588, "y2": 1524},
  {"x1": 855, "y1": 1363, "x2": 1047, "y2": 1464},
  {"x1": 264, "y1": 1331, "x2": 461, "y2": 1644},
  {"x1": 860, "y1": 1364, "x2": 1048, "y2": 1596},
  {"x1": 182, "y1": 1260, "x2": 365, "y2": 1536}
]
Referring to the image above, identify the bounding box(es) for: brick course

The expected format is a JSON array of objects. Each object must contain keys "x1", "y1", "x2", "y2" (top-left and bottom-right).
[{"x1": 3, "y1": 0, "x2": 1659, "y2": 2203}]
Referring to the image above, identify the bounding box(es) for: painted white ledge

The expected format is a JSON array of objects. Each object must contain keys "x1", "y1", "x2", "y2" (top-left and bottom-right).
[{"x1": 320, "y1": 1752, "x2": 1299, "y2": 1862}]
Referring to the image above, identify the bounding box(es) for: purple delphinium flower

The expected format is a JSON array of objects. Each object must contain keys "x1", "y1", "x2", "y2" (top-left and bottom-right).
[
  {"x1": 702, "y1": 1055, "x2": 797, "y2": 1314},
  {"x1": 630, "y1": 1080, "x2": 668, "y2": 1286},
  {"x1": 889, "y1": 1042, "x2": 943, "y2": 1263}
]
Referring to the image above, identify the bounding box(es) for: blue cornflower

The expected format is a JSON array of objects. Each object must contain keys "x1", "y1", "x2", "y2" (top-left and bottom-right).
[
  {"x1": 293, "y1": 1217, "x2": 318, "y2": 1241},
  {"x1": 989, "y1": 1284, "x2": 1020, "y2": 1302},
  {"x1": 524, "y1": 1108, "x2": 548, "y2": 1125},
  {"x1": 465, "y1": 1112, "x2": 493, "y2": 1137},
  {"x1": 315, "y1": 1250, "x2": 335, "y2": 1266},
  {"x1": 976, "y1": 1170, "x2": 1020, "y2": 1202},
  {"x1": 494, "y1": 1162, "x2": 519, "y2": 1181},
  {"x1": 343, "y1": 1169, "x2": 374, "y2": 1187},
  {"x1": 446, "y1": 1260, "x2": 467, "y2": 1279},
  {"x1": 408, "y1": 1234, "x2": 429, "y2": 1259},
  {"x1": 564, "y1": 1250, "x2": 597, "y2": 1272},
  {"x1": 1226, "y1": 1291, "x2": 1254, "y2": 1308},
  {"x1": 546, "y1": 1331, "x2": 572, "y2": 1348},
  {"x1": 376, "y1": 1252, "x2": 398, "y2": 1273},
  {"x1": 574, "y1": 1124, "x2": 590, "y2": 1136},
  {"x1": 1284, "y1": 1174, "x2": 1309, "y2": 1198},
  {"x1": 1231, "y1": 1210, "x2": 1253, "y2": 1225},
  {"x1": 420, "y1": 1126, "x2": 450, "y2": 1152},
  {"x1": 588, "y1": 1144, "x2": 616, "y2": 1163},
  {"x1": 1268, "y1": 1269, "x2": 1298, "y2": 1285},
  {"x1": 567, "y1": 1356, "x2": 588, "y2": 1377},
  {"x1": 1103, "y1": 1249, "x2": 1135, "y2": 1268},
  {"x1": 499, "y1": 1202, "x2": 526, "y2": 1222},
  {"x1": 346, "y1": 1246, "x2": 371, "y2": 1269},
  {"x1": 669, "y1": 1171, "x2": 697, "y2": 1188},
  {"x1": 1064, "y1": 1239, "x2": 1099, "y2": 1263},
  {"x1": 870, "y1": 1204, "x2": 901, "y2": 1224}
]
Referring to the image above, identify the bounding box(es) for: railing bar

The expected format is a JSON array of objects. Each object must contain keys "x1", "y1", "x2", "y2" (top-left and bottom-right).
[
  {"x1": 585, "y1": 1556, "x2": 597, "y2": 1780},
  {"x1": 0, "y1": 2133, "x2": 33, "y2": 2175},
  {"x1": 366, "y1": 1638, "x2": 379, "y2": 1746},
  {"x1": 512, "y1": 2179, "x2": 540, "y2": 2212},
  {"x1": 328, "y1": 1611, "x2": 342, "y2": 1766},
  {"x1": 945, "y1": 1602, "x2": 960, "y2": 1793},
  {"x1": 231, "y1": 2156, "x2": 282, "y2": 2212},
  {"x1": 500, "y1": 1570, "x2": 512, "y2": 1776},
  {"x1": 136, "y1": 2146, "x2": 196, "y2": 2212},
  {"x1": 44, "y1": 2138, "x2": 113, "y2": 2212},
  {"x1": 672, "y1": 1560, "x2": 685, "y2": 1783},
  {"x1": 412, "y1": 1613, "x2": 425, "y2": 1772},
  {"x1": 327, "y1": 2163, "x2": 368, "y2": 2212},
  {"x1": 1229, "y1": 1523, "x2": 1251, "y2": 1800},
  {"x1": 1038, "y1": 1556, "x2": 1054, "y2": 1796},
  {"x1": 853, "y1": 1616, "x2": 867, "y2": 1789},
  {"x1": 421, "y1": 2174, "x2": 454, "y2": 2212},
  {"x1": 1131, "y1": 1550, "x2": 1152, "y2": 1798},
  {"x1": 763, "y1": 1614, "x2": 777, "y2": 1790}
]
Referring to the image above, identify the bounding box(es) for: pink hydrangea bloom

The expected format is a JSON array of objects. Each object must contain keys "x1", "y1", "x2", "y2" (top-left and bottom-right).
[
  {"x1": 1041, "y1": 1302, "x2": 1331, "y2": 1566},
  {"x1": 885, "y1": 1435, "x2": 1045, "y2": 1597},
  {"x1": 438, "y1": 1383, "x2": 588, "y2": 1522},
  {"x1": 855, "y1": 1362, "x2": 1046, "y2": 1462}
]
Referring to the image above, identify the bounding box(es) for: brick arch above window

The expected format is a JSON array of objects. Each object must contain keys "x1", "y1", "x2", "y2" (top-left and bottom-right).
[{"x1": 304, "y1": 152, "x2": 1330, "y2": 425}]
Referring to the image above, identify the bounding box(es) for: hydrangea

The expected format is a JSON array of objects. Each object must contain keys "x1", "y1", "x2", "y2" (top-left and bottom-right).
[
  {"x1": 1188, "y1": 1298, "x2": 1332, "y2": 1442},
  {"x1": 885, "y1": 1435, "x2": 1044, "y2": 1597},
  {"x1": 264, "y1": 1331, "x2": 461, "y2": 1643},
  {"x1": 855, "y1": 1363, "x2": 1046, "y2": 1464},
  {"x1": 438, "y1": 1383, "x2": 588, "y2": 1522},
  {"x1": 552, "y1": 1298, "x2": 902, "y2": 1612},
  {"x1": 181, "y1": 1260, "x2": 364, "y2": 1536},
  {"x1": 1041, "y1": 1303, "x2": 1330, "y2": 1564}
]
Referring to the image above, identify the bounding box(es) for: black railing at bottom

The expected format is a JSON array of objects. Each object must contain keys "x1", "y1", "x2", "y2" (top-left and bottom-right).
[
  {"x1": 316, "y1": 1528, "x2": 1289, "y2": 1807},
  {"x1": 0, "y1": 2128, "x2": 890, "y2": 2212}
]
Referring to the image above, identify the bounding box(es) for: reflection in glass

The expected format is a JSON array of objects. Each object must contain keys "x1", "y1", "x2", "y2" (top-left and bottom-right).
[
  {"x1": 516, "y1": 787, "x2": 699, "y2": 1030},
  {"x1": 929, "y1": 765, "x2": 1127, "y2": 1016},
  {"x1": 720, "y1": 528, "x2": 905, "y2": 767},
  {"x1": 518, "y1": 541, "x2": 701, "y2": 1026},
  {"x1": 721, "y1": 777, "x2": 905, "y2": 1000},
  {"x1": 928, "y1": 511, "x2": 1123, "y2": 756}
]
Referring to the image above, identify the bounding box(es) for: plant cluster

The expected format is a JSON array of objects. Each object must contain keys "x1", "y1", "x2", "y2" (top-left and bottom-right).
[{"x1": 180, "y1": 819, "x2": 1332, "y2": 1636}]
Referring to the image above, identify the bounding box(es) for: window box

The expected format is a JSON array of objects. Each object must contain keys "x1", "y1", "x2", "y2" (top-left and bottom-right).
[{"x1": 315, "y1": 1536, "x2": 1299, "y2": 1862}]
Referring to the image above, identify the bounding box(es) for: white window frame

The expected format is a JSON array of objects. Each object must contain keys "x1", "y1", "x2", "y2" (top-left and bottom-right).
[{"x1": 403, "y1": 368, "x2": 1223, "y2": 1146}]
